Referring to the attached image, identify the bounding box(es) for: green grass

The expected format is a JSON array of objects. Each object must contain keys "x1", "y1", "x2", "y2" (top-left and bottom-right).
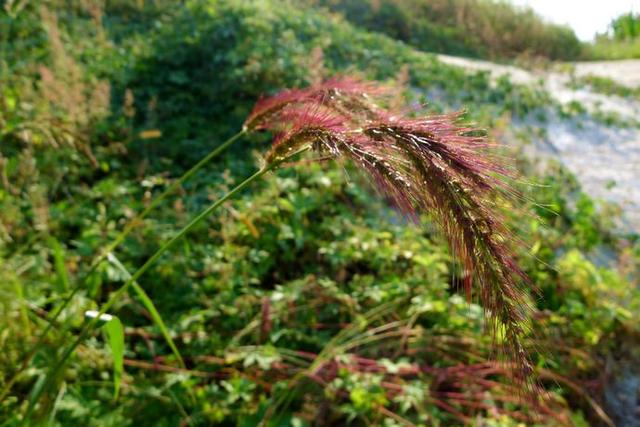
[{"x1": 586, "y1": 38, "x2": 640, "y2": 60}]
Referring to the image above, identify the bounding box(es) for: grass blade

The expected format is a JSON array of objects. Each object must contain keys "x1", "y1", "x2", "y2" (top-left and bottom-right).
[
  {"x1": 106, "y1": 252, "x2": 186, "y2": 369},
  {"x1": 85, "y1": 310, "x2": 124, "y2": 399},
  {"x1": 103, "y1": 316, "x2": 124, "y2": 399}
]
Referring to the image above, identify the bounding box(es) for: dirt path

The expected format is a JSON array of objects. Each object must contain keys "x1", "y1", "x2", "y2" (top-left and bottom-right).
[{"x1": 437, "y1": 55, "x2": 640, "y2": 233}]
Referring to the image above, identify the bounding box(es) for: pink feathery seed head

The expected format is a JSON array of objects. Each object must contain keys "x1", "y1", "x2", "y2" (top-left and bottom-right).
[
  {"x1": 315, "y1": 76, "x2": 391, "y2": 121},
  {"x1": 264, "y1": 107, "x2": 347, "y2": 165},
  {"x1": 272, "y1": 104, "x2": 347, "y2": 134},
  {"x1": 346, "y1": 111, "x2": 534, "y2": 377},
  {"x1": 339, "y1": 132, "x2": 422, "y2": 221},
  {"x1": 317, "y1": 76, "x2": 392, "y2": 99},
  {"x1": 367, "y1": 112, "x2": 515, "y2": 185},
  {"x1": 245, "y1": 77, "x2": 390, "y2": 132},
  {"x1": 252, "y1": 77, "x2": 534, "y2": 379},
  {"x1": 244, "y1": 87, "x2": 313, "y2": 132}
]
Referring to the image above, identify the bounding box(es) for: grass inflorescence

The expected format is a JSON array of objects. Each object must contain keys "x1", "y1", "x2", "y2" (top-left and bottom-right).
[{"x1": 249, "y1": 77, "x2": 534, "y2": 379}]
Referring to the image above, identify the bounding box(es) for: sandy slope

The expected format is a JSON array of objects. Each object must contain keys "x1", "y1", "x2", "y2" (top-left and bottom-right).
[
  {"x1": 574, "y1": 59, "x2": 640, "y2": 88},
  {"x1": 437, "y1": 55, "x2": 640, "y2": 233}
]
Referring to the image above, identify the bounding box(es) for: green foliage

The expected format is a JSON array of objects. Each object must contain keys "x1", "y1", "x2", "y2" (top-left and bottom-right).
[
  {"x1": 0, "y1": 0, "x2": 638, "y2": 425},
  {"x1": 303, "y1": 0, "x2": 584, "y2": 60},
  {"x1": 587, "y1": 12, "x2": 640, "y2": 59},
  {"x1": 107, "y1": 253, "x2": 186, "y2": 368},
  {"x1": 571, "y1": 74, "x2": 640, "y2": 100},
  {"x1": 113, "y1": 0, "x2": 552, "y2": 165},
  {"x1": 586, "y1": 38, "x2": 640, "y2": 60},
  {"x1": 610, "y1": 12, "x2": 640, "y2": 41}
]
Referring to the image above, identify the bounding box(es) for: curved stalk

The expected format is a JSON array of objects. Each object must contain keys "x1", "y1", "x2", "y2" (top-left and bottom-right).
[
  {"x1": 25, "y1": 164, "x2": 274, "y2": 421},
  {"x1": 0, "y1": 130, "x2": 245, "y2": 403}
]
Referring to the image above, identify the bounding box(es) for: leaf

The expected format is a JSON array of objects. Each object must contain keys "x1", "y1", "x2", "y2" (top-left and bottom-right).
[
  {"x1": 85, "y1": 310, "x2": 125, "y2": 399},
  {"x1": 103, "y1": 316, "x2": 124, "y2": 399},
  {"x1": 130, "y1": 282, "x2": 185, "y2": 367}
]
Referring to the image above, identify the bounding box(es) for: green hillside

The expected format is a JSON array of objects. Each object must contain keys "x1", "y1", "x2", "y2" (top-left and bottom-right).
[{"x1": 301, "y1": 0, "x2": 584, "y2": 60}]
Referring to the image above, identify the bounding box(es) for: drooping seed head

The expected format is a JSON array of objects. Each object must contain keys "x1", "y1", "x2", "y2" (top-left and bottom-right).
[{"x1": 251, "y1": 78, "x2": 535, "y2": 380}]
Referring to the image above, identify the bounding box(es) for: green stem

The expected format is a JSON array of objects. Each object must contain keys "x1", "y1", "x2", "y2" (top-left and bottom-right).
[
  {"x1": 0, "y1": 130, "x2": 245, "y2": 403},
  {"x1": 25, "y1": 164, "x2": 274, "y2": 419},
  {"x1": 101, "y1": 129, "x2": 247, "y2": 259}
]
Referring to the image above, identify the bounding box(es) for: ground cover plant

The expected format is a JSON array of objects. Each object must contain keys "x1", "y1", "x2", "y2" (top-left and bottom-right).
[
  {"x1": 573, "y1": 74, "x2": 640, "y2": 100},
  {"x1": 1, "y1": 0, "x2": 639, "y2": 426}
]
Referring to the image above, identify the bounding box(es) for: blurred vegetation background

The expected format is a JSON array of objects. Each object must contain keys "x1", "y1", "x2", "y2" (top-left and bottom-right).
[
  {"x1": 589, "y1": 11, "x2": 640, "y2": 59},
  {"x1": 1, "y1": 0, "x2": 639, "y2": 426}
]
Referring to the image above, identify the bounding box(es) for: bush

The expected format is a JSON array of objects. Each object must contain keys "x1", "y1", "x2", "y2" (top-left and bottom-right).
[{"x1": 302, "y1": 0, "x2": 584, "y2": 60}]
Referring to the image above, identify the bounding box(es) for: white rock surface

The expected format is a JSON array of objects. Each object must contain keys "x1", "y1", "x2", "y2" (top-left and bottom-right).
[
  {"x1": 574, "y1": 59, "x2": 640, "y2": 89},
  {"x1": 437, "y1": 55, "x2": 640, "y2": 232}
]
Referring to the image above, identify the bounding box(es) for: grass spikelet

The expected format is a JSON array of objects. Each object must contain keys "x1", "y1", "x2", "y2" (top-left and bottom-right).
[
  {"x1": 264, "y1": 106, "x2": 347, "y2": 164},
  {"x1": 358, "y1": 115, "x2": 534, "y2": 378}
]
